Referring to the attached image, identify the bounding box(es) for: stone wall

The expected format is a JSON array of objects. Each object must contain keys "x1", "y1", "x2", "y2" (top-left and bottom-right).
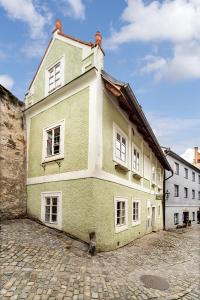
[{"x1": 0, "y1": 85, "x2": 26, "y2": 220}]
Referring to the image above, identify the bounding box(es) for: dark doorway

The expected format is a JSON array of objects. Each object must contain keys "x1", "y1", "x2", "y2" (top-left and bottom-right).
[
  {"x1": 183, "y1": 211, "x2": 189, "y2": 224},
  {"x1": 197, "y1": 211, "x2": 200, "y2": 224}
]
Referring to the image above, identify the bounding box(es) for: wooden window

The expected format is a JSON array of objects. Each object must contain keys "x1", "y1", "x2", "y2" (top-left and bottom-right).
[
  {"x1": 174, "y1": 213, "x2": 179, "y2": 225},
  {"x1": 115, "y1": 197, "x2": 128, "y2": 233},
  {"x1": 132, "y1": 147, "x2": 140, "y2": 172},
  {"x1": 174, "y1": 185, "x2": 179, "y2": 197},
  {"x1": 132, "y1": 200, "x2": 140, "y2": 225},
  {"x1": 48, "y1": 62, "x2": 61, "y2": 93},
  {"x1": 45, "y1": 196, "x2": 58, "y2": 223},
  {"x1": 113, "y1": 124, "x2": 128, "y2": 167},
  {"x1": 46, "y1": 126, "x2": 60, "y2": 156}
]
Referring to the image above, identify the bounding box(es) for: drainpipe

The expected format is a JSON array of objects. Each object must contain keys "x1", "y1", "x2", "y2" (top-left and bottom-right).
[{"x1": 163, "y1": 149, "x2": 173, "y2": 230}]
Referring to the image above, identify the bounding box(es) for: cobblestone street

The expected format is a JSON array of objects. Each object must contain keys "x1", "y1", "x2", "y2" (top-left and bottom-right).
[{"x1": 0, "y1": 219, "x2": 199, "y2": 300}]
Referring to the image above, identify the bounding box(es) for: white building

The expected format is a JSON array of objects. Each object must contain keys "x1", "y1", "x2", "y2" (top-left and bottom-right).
[{"x1": 163, "y1": 148, "x2": 200, "y2": 228}]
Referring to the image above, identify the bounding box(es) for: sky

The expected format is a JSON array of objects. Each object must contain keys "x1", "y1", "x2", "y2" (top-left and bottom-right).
[{"x1": 0, "y1": 0, "x2": 199, "y2": 161}]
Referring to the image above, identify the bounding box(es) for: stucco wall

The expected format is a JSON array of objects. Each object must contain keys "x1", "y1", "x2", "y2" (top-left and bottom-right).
[
  {"x1": 0, "y1": 86, "x2": 26, "y2": 220},
  {"x1": 28, "y1": 87, "x2": 89, "y2": 178},
  {"x1": 27, "y1": 178, "x2": 163, "y2": 251}
]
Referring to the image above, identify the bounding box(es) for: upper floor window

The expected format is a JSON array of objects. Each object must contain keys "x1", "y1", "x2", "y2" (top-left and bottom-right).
[
  {"x1": 198, "y1": 191, "x2": 200, "y2": 200},
  {"x1": 42, "y1": 120, "x2": 65, "y2": 162},
  {"x1": 184, "y1": 187, "x2": 188, "y2": 198},
  {"x1": 152, "y1": 165, "x2": 156, "y2": 182},
  {"x1": 132, "y1": 200, "x2": 140, "y2": 226},
  {"x1": 174, "y1": 162, "x2": 179, "y2": 175},
  {"x1": 132, "y1": 146, "x2": 140, "y2": 173},
  {"x1": 174, "y1": 185, "x2": 179, "y2": 197},
  {"x1": 113, "y1": 124, "x2": 128, "y2": 167},
  {"x1": 192, "y1": 189, "x2": 195, "y2": 199},
  {"x1": 184, "y1": 168, "x2": 188, "y2": 179},
  {"x1": 157, "y1": 168, "x2": 162, "y2": 183},
  {"x1": 115, "y1": 197, "x2": 128, "y2": 233},
  {"x1": 192, "y1": 172, "x2": 195, "y2": 182},
  {"x1": 45, "y1": 57, "x2": 64, "y2": 96},
  {"x1": 198, "y1": 175, "x2": 200, "y2": 184}
]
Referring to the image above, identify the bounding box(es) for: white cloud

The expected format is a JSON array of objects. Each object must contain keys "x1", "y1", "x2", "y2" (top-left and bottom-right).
[
  {"x1": 64, "y1": 0, "x2": 85, "y2": 20},
  {"x1": 0, "y1": 0, "x2": 52, "y2": 39},
  {"x1": 146, "y1": 112, "x2": 200, "y2": 154},
  {"x1": 181, "y1": 148, "x2": 194, "y2": 163},
  {"x1": 106, "y1": 0, "x2": 200, "y2": 81},
  {"x1": 0, "y1": 74, "x2": 14, "y2": 90}
]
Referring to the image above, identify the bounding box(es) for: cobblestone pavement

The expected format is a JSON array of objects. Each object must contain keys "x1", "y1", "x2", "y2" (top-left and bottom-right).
[{"x1": 0, "y1": 219, "x2": 200, "y2": 300}]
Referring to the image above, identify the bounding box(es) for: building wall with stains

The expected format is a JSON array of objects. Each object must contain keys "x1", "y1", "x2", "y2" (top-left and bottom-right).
[{"x1": 0, "y1": 85, "x2": 26, "y2": 220}]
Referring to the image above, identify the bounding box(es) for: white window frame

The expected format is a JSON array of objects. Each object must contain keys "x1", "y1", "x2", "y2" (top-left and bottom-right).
[
  {"x1": 45, "y1": 56, "x2": 65, "y2": 96},
  {"x1": 152, "y1": 164, "x2": 156, "y2": 183},
  {"x1": 113, "y1": 123, "x2": 128, "y2": 168},
  {"x1": 114, "y1": 197, "x2": 128, "y2": 233},
  {"x1": 41, "y1": 191, "x2": 62, "y2": 229},
  {"x1": 174, "y1": 213, "x2": 179, "y2": 225},
  {"x1": 132, "y1": 143, "x2": 141, "y2": 174},
  {"x1": 132, "y1": 199, "x2": 141, "y2": 226},
  {"x1": 144, "y1": 155, "x2": 151, "y2": 180},
  {"x1": 174, "y1": 162, "x2": 179, "y2": 175},
  {"x1": 42, "y1": 119, "x2": 65, "y2": 163}
]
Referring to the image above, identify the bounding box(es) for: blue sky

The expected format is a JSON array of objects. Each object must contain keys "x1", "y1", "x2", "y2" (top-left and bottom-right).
[{"x1": 0, "y1": 0, "x2": 199, "y2": 160}]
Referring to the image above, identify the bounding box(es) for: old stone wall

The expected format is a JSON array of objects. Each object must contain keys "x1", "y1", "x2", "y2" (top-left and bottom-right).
[{"x1": 0, "y1": 85, "x2": 26, "y2": 220}]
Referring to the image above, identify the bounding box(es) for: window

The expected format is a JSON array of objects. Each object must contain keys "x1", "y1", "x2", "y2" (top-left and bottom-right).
[
  {"x1": 132, "y1": 146, "x2": 140, "y2": 172},
  {"x1": 132, "y1": 200, "x2": 140, "y2": 226},
  {"x1": 41, "y1": 192, "x2": 62, "y2": 229},
  {"x1": 192, "y1": 172, "x2": 195, "y2": 182},
  {"x1": 144, "y1": 155, "x2": 151, "y2": 180},
  {"x1": 157, "y1": 168, "x2": 162, "y2": 183},
  {"x1": 198, "y1": 175, "x2": 200, "y2": 184},
  {"x1": 42, "y1": 120, "x2": 65, "y2": 162},
  {"x1": 174, "y1": 162, "x2": 179, "y2": 175},
  {"x1": 152, "y1": 165, "x2": 156, "y2": 182},
  {"x1": 45, "y1": 57, "x2": 64, "y2": 96},
  {"x1": 192, "y1": 189, "x2": 195, "y2": 199},
  {"x1": 192, "y1": 212, "x2": 195, "y2": 221},
  {"x1": 174, "y1": 213, "x2": 179, "y2": 225},
  {"x1": 184, "y1": 168, "x2": 188, "y2": 179},
  {"x1": 174, "y1": 185, "x2": 179, "y2": 197},
  {"x1": 113, "y1": 124, "x2": 128, "y2": 167},
  {"x1": 184, "y1": 187, "x2": 188, "y2": 198},
  {"x1": 199, "y1": 191, "x2": 200, "y2": 200},
  {"x1": 115, "y1": 197, "x2": 128, "y2": 233},
  {"x1": 147, "y1": 202, "x2": 151, "y2": 228}
]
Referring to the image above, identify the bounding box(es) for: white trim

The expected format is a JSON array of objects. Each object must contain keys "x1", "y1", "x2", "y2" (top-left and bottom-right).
[
  {"x1": 132, "y1": 199, "x2": 141, "y2": 226},
  {"x1": 27, "y1": 169, "x2": 156, "y2": 194},
  {"x1": 42, "y1": 119, "x2": 65, "y2": 163},
  {"x1": 113, "y1": 123, "x2": 129, "y2": 168},
  {"x1": 114, "y1": 197, "x2": 128, "y2": 233},
  {"x1": 132, "y1": 142, "x2": 142, "y2": 176},
  {"x1": 45, "y1": 56, "x2": 65, "y2": 97},
  {"x1": 41, "y1": 191, "x2": 62, "y2": 230}
]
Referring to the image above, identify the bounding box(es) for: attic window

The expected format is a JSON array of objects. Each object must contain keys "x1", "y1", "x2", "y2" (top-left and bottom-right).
[{"x1": 48, "y1": 62, "x2": 61, "y2": 92}]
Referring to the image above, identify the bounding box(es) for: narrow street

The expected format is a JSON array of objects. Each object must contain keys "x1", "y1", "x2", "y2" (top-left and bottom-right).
[{"x1": 0, "y1": 219, "x2": 199, "y2": 300}]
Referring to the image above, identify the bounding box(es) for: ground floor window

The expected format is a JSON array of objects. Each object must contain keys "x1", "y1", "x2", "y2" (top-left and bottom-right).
[
  {"x1": 115, "y1": 197, "x2": 128, "y2": 233},
  {"x1": 132, "y1": 200, "x2": 140, "y2": 226},
  {"x1": 174, "y1": 213, "x2": 179, "y2": 225},
  {"x1": 41, "y1": 192, "x2": 62, "y2": 228},
  {"x1": 192, "y1": 212, "x2": 195, "y2": 221}
]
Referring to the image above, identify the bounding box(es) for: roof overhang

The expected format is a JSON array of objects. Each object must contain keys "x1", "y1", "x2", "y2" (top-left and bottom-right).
[{"x1": 101, "y1": 70, "x2": 172, "y2": 171}]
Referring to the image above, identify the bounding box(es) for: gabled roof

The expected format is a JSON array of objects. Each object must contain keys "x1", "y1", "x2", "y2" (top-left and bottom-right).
[
  {"x1": 101, "y1": 70, "x2": 172, "y2": 171},
  {"x1": 163, "y1": 147, "x2": 200, "y2": 174}
]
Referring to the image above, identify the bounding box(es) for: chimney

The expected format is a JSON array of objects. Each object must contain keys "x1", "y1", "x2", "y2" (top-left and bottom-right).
[
  {"x1": 95, "y1": 31, "x2": 102, "y2": 47},
  {"x1": 194, "y1": 146, "x2": 198, "y2": 163},
  {"x1": 52, "y1": 18, "x2": 62, "y2": 34}
]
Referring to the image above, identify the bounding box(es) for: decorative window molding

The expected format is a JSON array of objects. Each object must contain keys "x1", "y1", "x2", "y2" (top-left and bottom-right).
[
  {"x1": 41, "y1": 191, "x2": 62, "y2": 229},
  {"x1": 113, "y1": 123, "x2": 128, "y2": 169},
  {"x1": 132, "y1": 199, "x2": 140, "y2": 226},
  {"x1": 174, "y1": 213, "x2": 179, "y2": 225},
  {"x1": 45, "y1": 56, "x2": 65, "y2": 96},
  {"x1": 114, "y1": 197, "x2": 128, "y2": 233},
  {"x1": 42, "y1": 120, "x2": 65, "y2": 163},
  {"x1": 132, "y1": 144, "x2": 141, "y2": 176}
]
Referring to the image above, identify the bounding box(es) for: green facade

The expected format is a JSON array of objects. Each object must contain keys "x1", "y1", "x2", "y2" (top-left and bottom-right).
[{"x1": 26, "y1": 32, "x2": 165, "y2": 251}]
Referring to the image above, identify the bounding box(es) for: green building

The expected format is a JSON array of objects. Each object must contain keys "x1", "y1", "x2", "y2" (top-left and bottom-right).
[{"x1": 25, "y1": 19, "x2": 171, "y2": 251}]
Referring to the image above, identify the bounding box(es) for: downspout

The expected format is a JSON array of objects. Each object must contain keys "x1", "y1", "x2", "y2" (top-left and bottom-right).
[{"x1": 163, "y1": 149, "x2": 173, "y2": 230}]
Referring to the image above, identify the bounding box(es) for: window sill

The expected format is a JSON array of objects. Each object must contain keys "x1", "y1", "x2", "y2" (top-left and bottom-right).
[
  {"x1": 42, "y1": 155, "x2": 64, "y2": 163},
  {"x1": 114, "y1": 162, "x2": 129, "y2": 172},
  {"x1": 132, "y1": 221, "x2": 140, "y2": 227},
  {"x1": 115, "y1": 224, "x2": 128, "y2": 233}
]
